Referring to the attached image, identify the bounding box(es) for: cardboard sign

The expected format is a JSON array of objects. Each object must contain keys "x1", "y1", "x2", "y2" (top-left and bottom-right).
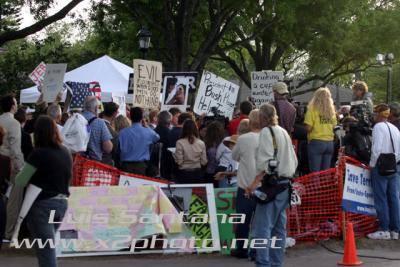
[
  {"x1": 29, "y1": 62, "x2": 47, "y2": 86},
  {"x1": 193, "y1": 71, "x2": 239, "y2": 119},
  {"x1": 342, "y1": 163, "x2": 376, "y2": 216},
  {"x1": 42, "y1": 63, "x2": 67, "y2": 103},
  {"x1": 132, "y1": 59, "x2": 162, "y2": 109},
  {"x1": 161, "y1": 72, "x2": 197, "y2": 112},
  {"x1": 251, "y1": 71, "x2": 283, "y2": 107}
]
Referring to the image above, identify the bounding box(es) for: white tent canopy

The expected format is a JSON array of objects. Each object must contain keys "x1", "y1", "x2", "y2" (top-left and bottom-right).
[{"x1": 20, "y1": 55, "x2": 133, "y2": 103}]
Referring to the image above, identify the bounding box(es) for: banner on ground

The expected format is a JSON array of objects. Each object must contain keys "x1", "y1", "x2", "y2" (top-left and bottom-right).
[
  {"x1": 193, "y1": 71, "x2": 239, "y2": 119},
  {"x1": 57, "y1": 184, "x2": 220, "y2": 257},
  {"x1": 342, "y1": 163, "x2": 376, "y2": 216},
  {"x1": 214, "y1": 187, "x2": 236, "y2": 255},
  {"x1": 161, "y1": 72, "x2": 197, "y2": 112},
  {"x1": 132, "y1": 59, "x2": 162, "y2": 109},
  {"x1": 251, "y1": 71, "x2": 283, "y2": 107},
  {"x1": 29, "y1": 62, "x2": 46, "y2": 87},
  {"x1": 42, "y1": 63, "x2": 67, "y2": 103}
]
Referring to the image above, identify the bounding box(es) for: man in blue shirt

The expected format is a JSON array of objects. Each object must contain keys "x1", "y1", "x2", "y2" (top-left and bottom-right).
[
  {"x1": 118, "y1": 107, "x2": 160, "y2": 175},
  {"x1": 82, "y1": 96, "x2": 113, "y2": 161}
]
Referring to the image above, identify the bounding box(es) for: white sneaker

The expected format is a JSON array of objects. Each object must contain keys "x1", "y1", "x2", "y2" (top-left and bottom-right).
[
  {"x1": 391, "y1": 231, "x2": 399, "y2": 240},
  {"x1": 367, "y1": 231, "x2": 391, "y2": 240}
]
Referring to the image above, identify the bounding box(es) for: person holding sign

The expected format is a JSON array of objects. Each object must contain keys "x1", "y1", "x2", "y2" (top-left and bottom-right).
[{"x1": 15, "y1": 115, "x2": 73, "y2": 267}]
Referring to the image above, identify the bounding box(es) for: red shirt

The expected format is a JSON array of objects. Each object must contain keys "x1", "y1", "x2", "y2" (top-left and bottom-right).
[{"x1": 228, "y1": 115, "x2": 248, "y2": 135}]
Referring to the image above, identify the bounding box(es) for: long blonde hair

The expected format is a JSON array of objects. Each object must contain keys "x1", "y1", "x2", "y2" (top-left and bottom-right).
[{"x1": 308, "y1": 87, "x2": 336, "y2": 120}]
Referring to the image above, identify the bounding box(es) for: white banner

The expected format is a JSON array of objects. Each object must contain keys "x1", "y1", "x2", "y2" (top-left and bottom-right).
[
  {"x1": 42, "y1": 63, "x2": 67, "y2": 103},
  {"x1": 132, "y1": 59, "x2": 162, "y2": 109},
  {"x1": 251, "y1": 71, "x2": 283, "y2": 107},
  {"x1": 342, "y1": 163, "x2": 376, "y2": 216},
  {"x1": 193, "y1": 71, "x2": 239, "y2": 119}
]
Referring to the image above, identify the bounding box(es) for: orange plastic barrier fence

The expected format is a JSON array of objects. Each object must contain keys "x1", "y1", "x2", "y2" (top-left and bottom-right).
[{"x1": 72, "y1": 154, "x2": 378, "y2": 241}]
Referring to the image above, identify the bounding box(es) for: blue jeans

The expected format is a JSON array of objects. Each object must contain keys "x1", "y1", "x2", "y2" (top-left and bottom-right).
[
  {"x1": 308, "y1": 140, "x2": 334, "y2": 172},
  {"x1": 26, "y1": 198, "x2": 68, "y2": 267},
  {"x1": 252, "y1": 189, "x2": 289, "y2": 267},
  {"x1": 371, "y1": 167, "x2": 400, "y2": 232},
  {"x1": 235, "y1": 187, "x2": 256, "y2": 253}
]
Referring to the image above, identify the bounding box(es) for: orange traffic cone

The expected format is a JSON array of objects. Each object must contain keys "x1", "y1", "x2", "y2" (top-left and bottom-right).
[{"x1": 337, "y1": 222, "x2": 363, "y2": 266}]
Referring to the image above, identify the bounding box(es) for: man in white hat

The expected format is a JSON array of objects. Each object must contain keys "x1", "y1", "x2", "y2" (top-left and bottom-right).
[{"x1": 272, "y1": 81, "x2": 296, "y2": 135}]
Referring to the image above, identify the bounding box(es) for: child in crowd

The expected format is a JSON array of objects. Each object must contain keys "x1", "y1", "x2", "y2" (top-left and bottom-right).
[{"x1": 214, "y1": 135, "x2": 238, "y2": 187}]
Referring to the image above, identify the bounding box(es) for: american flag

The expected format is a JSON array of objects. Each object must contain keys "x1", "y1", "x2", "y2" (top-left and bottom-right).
[{"x1": 66, "y1": 81, "x2": 94, "y2": 110}]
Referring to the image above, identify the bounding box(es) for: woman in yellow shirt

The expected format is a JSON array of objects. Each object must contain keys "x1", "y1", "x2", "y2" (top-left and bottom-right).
[{"x1": 304, "y1": 87, "x2": 337, "y2": 172}]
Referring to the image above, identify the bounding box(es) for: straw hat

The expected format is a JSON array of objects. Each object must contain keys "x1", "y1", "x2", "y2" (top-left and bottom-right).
[{"x1": 223, "y1": 135, "x2": 238, "y2": 146}]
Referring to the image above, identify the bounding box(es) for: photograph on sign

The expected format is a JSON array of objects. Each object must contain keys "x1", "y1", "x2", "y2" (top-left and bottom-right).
[
  {"x1": 161, "y1": 72, "x2": 197, "y2": 112},
  {"x1": 193, "y1": 70, "x2": 239, "y2": 119},
  {"x1": 251, "y1": 71, "x2": 283, "y2": 107},
  {"x1": 132, "y1": 59, "x2": 162, "y2": 109},
  {"x1": 42, "y1": 63, "x2": 67, "y2": 103}
]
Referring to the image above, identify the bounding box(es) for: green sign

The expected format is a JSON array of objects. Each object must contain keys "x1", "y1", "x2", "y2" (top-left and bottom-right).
[{"x1": 214, "y1": 187, "x2": 237, "y2": 254}]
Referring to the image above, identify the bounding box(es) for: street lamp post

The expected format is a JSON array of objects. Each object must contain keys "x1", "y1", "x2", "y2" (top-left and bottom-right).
[
  {"x1": 376, "y1": 53, "x2": 394, "y2": 103},
  {"x1": 137, "y1": 27, "x2": 152, "y2": 59}
]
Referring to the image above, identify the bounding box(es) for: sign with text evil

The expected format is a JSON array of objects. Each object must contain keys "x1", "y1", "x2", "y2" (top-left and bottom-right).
[{"x1": 132, "y1": 59, "x2": 162, "y2": 109}]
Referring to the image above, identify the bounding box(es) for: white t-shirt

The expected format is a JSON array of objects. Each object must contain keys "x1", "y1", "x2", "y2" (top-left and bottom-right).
[
  {"x1": 216, "y1": 142, "x2": 238, "y2": 184},
  {"x1": 370, "y1": 121, "x2": 400, "y2": 167},
  {"x1": 232, "y1": 131, "x2": 260, "y2": 189}
]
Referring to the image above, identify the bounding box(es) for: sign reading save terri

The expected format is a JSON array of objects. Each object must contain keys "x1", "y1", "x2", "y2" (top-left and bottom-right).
[
  {"x1": 193, "y1": 71, "x2": 239, "y2": 119},
  {"x1": 132, "y1": 59, "x2": 162, "y2": 109},
  {"x1": 342, "y1": 163, "x2": 376, "y2": 216},
  {"x1": 251, "y1": 71, "x2": 283, "y2": 107}
]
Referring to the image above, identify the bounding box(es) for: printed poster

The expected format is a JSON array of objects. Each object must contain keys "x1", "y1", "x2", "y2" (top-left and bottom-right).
[
  {"x1": 342, "y1": 163, "x2": 376, "y2": 216},
  {"x1": 161, "y1": 72, "x2": 197, "y2": 112},
  {"x1": 42, "y1": 63, "x2": 67, "y2": 103}
]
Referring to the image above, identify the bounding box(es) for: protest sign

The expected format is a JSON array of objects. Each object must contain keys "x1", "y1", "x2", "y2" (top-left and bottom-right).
[
  {"x1": 29, "y1": 62, "x2": 46, "y2": 86},
  {"x1": 42, "y1": 63, "x2": 67, "y2": 103},
  {"x1": 251, "y1": 71, "x2": 283, "y2": 107},
  {"x1": 112, "y1": 93, "x2": 126, "y2": 116},
  {"x1": 214, "y1": 187, "x2": 236, "y2": 255},
  {"x1": 119, "y1": 174, "x2": 168, "y2": 186},
  {"x1": 342, "y1": 163, "x2": 376, "y2": 216},
  {"x1": 56, "y1": 184, "x2": 220, "y2": 257},
  {"x1": 132, "y1": 59, "x2": 162, "y2": 109},
  {"x1": 161, "y1": 72, "x2": 197, "y2": 112},
  {"x1": 127, "y1": 73, "x2": 134, "y2": 94},
  {"x1": 194, "y1": 71, "x2": 239, "y2": 119}
]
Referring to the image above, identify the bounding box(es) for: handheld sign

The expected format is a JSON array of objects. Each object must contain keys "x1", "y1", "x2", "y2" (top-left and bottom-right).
[
  {"x1": 194, "y1": 71, "x2": 239, "y2": 119},
  {"x1": 42, "y1": 63, "x2": 67, "y2": 103},
  {"x1": 132, "y1": 59, "x2": 162, "y2": 109},
  {"x1": 251, "y1": 71, "x2": 283, "y2": 107},
  {"x1": 29, "y1": 62, "x2": 47, "y2": 86},
  {"x1": 162, "y1": 72, "x2": 197, "y2": 112}
]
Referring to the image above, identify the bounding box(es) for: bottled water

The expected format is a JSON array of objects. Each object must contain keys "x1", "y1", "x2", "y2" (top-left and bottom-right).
[{"x1": 254, "y1": 189, "x2": 267, "y2": 200}]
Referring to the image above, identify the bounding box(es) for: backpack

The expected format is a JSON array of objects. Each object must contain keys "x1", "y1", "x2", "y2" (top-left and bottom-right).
[{"x1": 62, "y1": 113, "x2": 90, "y2": 153}]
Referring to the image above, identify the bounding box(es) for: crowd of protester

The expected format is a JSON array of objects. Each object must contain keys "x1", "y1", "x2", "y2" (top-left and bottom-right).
[{"x1": 2, "y1": 80, "x2": 400, "y2": 267}]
